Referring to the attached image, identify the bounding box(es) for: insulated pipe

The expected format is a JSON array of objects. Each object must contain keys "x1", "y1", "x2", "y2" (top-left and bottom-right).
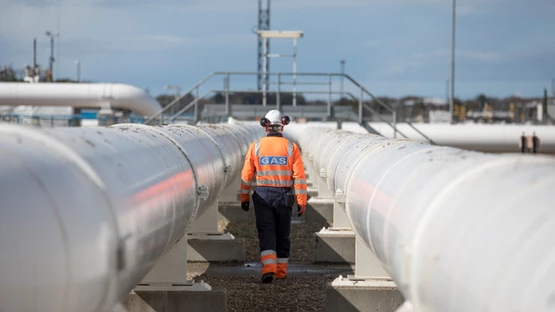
[
  {"x1": 369, "y1": 123, "x2": 555, "y2": 153},
  {"x1": 0, "y1": 82, "x2": 162, "y2": 116},
  {"x1": 306, "y1": 122, "x2": 555, "y2": 154},
  {"x1": 0, "y1": 122, "x2": 264, "y2": 312},
  {"x1": 285, "y1": 124, "x2": 555, "y2": 312}
]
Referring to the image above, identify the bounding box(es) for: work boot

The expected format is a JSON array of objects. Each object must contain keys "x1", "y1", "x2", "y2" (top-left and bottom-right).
[
  {"x1": 262, "y1": 272, "x2": 274, "y2": 284},
  {"x1": 276, "y1": 263, "x2": 288, "y2": 279}
]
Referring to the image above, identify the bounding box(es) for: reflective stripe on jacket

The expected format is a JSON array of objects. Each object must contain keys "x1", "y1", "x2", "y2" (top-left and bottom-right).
[{"x1": 240, "y1": 133, "x2": 307, "y2": 206}]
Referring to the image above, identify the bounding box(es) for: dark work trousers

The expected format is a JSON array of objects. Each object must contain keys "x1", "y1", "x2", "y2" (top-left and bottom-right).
[{"x1": 252, "y1": 186, "x2": 293, "y2": 260}]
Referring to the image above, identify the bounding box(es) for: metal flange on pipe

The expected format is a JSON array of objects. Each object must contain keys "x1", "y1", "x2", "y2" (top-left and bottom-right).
[
  {"x1": 284, "y1": 124, "x2": 555, "y2": 312},
  {"x1": 0, "y1": 122, "x2": 263, "y2": 312}
]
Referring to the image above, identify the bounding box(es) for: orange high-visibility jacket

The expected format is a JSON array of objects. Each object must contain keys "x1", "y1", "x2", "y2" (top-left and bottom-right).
[{"x1": 240, "y1": 135, "x2": 307, "y2": 206}]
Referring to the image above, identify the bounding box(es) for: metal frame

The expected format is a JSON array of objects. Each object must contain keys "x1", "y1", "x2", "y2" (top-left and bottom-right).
[{"x1": 144, "y1": 71, "x2": 437, "y2": 144}]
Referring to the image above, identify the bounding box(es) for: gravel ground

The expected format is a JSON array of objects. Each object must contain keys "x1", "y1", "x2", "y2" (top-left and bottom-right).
[
  {"x1": 225, "y1": 219, "x2": 323, "y2": 263},
  {"x1": 193, "y1": 212, "x2": 333, "y2": 311},
  {"x1": 195, "y1": 275, "x2": 335, "y2": 312}
]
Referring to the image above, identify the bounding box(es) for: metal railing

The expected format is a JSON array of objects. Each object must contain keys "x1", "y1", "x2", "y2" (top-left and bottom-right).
[
  {"x1": 144, "y1": 73, "x2": 216, "y2": 124},
  {"x1": 145, "y1": 71, "x2": 434, "y2": 144}
]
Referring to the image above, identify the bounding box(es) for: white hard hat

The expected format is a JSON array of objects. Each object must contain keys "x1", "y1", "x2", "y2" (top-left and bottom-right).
[{"x1": 260, "y1": 110, "x2": 290, "y2": 127}]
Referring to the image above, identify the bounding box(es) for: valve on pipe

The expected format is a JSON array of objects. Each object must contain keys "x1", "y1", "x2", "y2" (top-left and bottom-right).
[
  {"x1": 0, "y1": 122, "x2": 264, "y2": 312},
  {"x1": 285, "y1": 124, "x2": 555, "y2": 312}
]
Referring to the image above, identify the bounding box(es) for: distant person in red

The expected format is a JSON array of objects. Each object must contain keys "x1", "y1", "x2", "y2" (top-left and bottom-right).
[{"x1": 519, "y1": 132, "x2": 540, "y2": 154}]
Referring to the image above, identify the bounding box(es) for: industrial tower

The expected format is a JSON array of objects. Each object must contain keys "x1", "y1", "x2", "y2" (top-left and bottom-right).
[{"x1": 257, "y1": 0, "x2": 270, "y2": 93}]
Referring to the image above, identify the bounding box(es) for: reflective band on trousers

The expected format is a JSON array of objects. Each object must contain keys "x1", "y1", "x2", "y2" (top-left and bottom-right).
[
  {"x1": 257, "y1": 180, "x2": 293, "y2": 187},
  {"x1": 262, "y1": 258, "x2": 277, "y2": 265},
  {"x1": 277, "y1": 258, "x2": 288, "y2": 263},
  {"x1": 261, "y1": 250, "x2": 276, "y2": 257},
  {"x1": 257, "y1": 170, "x2": 292, "y2": 177}
]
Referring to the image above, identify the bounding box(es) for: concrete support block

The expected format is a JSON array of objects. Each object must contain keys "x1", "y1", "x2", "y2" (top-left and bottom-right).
[
  {"x1": 187, "y1": 233, "x2": 245, "y2": 262},
  {"x1": 218, "y1": 202, "x2": 254, "y2": 223},
  {"x1": 141, "y1": 235, "x2": 188, "y2": 285},
  {"x1": 125, "y1": 283, "x2": 227, "y2": 312},
  {"x1": 218, "y1": 175, "x2": 241, "y2": 203},
  {"x1": 332, "y1": 200, "x2": 351, "y2": 229},
  {"x1": 326, "y1": 277, "x2": 404, "y2": 312},
  {"x1": 355, "y1": 236, "x2": 390, "y2": 279},
  {"x1": 314, "y1": 228, "x2": 355, "y2": 264},
  {"x1": 188, "y1": 199, "x2": 246, "y2": 262},
  {"x1": 189, "y1": 201, "x2": 220, "y2": 234},
  {"x1": 306, "y1": 197, "x2": 334, "y2": 225},
  {"x1": 307, "y1": 187, "x2": 319, "y2": 198}
]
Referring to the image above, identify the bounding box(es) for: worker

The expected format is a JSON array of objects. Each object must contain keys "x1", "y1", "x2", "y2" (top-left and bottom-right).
[
  {"x1": 240, "y1": 110, "x2": 307, "y2": 284},
  {"x1": 532, "y1": 132, "x2": 540, "y2": 154}
]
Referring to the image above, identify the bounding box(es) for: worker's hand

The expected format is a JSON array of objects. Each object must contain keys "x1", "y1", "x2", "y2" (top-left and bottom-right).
[
  {"x1": 241, "y1": 201, "x2": 250, "y2": 212},
  {"x1": 296, "y1": 205, "x2": 306, "y2": 217}
]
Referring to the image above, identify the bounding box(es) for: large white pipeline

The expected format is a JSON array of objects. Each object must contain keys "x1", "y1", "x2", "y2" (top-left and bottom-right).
[
  {"x1": 0, "y1": 122, "x2": 264, "y2": 312},
  {"x1": 284, "y1": 124, "x2": 555, "y2": 312},
  {"x1": 0, "y1": 83, "x2": 162, "y2": 116},
  {"x1": 370, "y1": 123, "x2": 555, "y2": 153},
  {"x1": 301, "y1": 121, "x2": 555, "y2": 154}
]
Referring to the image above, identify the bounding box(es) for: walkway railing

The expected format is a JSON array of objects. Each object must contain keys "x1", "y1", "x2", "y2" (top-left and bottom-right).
[{"x1": 144, "y1": 71, "x2": 434, "y2": 144}]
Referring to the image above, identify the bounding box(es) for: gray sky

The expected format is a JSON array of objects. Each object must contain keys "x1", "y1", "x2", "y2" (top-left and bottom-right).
[{"x1": 1, "y1": 0, "x2": 554, "y2": 99}]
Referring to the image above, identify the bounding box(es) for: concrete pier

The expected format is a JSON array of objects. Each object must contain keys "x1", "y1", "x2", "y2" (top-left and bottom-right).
[
  {"x1": 325, "y1": 277, "x2": 404, "y2": 312},
  {"x1": 187, "y1": 201, "x2": 245, "y2": 263},
  {"x1": 187, "y1": 233, "x2": 245, "y2": 262},
  {"x1": 125, "y1": 284, "x2": 228, "y2": 312},
  {"x1": 313, "y1": 228, "x2": 355, "y2": 264},
  {"x1": 305, "y1": 197, "x2": 334, "y2": 225}
]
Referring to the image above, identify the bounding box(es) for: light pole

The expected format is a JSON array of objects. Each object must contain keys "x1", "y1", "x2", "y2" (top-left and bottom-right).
[
  {"x1": 445, "y1": 78, "x2": 449, "y2": 108},
  {"x1": 75, "y1": 60, "x2": 80, "y2": 82},
  {"x1": 450, "y1": 0, "x2": 456, "y2": 124},
  {"x1": 257, "y1": 30, "x2": 304, "y2": 106},
  {"x1": 340, "y1": 60, "x2": 345, "y2": 100},
  {"x1": 45, "y1": 31, "x2": 59, "y2": 82}
]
